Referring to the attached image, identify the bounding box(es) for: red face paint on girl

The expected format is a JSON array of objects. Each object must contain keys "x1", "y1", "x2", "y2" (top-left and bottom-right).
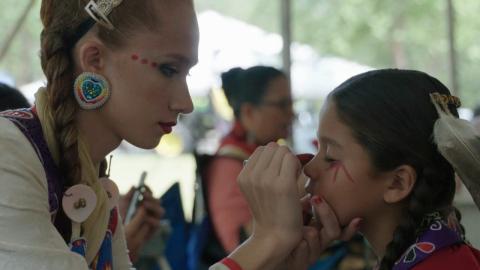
[
  {"x1": 328, "y1": 162, "x2": 356, "y2": 183},
  {"x1": 340, "y1": 164, "x2": 356, "y2": 183}
]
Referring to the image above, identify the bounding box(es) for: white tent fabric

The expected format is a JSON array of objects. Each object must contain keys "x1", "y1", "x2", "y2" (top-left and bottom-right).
[
  {"x1": 189, "y1": 10, "x2": 373, "y2": 98},
  {"x1": 19, "y1": 10, "x2": 372, "y2": 101}
]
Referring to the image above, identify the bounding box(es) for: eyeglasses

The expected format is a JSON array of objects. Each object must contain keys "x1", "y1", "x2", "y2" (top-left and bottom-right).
[{"x1": 260, "y1": 98, "x2": 294, "y2": 110}]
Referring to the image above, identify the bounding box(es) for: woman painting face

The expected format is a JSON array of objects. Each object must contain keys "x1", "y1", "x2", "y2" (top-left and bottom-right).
[{"x1": 304, "y1": 100, "x2": 388, "y2": 227}]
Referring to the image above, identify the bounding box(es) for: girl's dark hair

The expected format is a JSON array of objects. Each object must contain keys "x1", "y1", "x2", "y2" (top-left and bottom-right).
[
  {"x1": 0, "y1": 83, "x2": 30, "y2": 111},
  {"x1": 329, "y1": 69, "x2": 462, "y2": 270},
  {"x1": 221, "y1": 66, "x2": 285, "y2": 118}
]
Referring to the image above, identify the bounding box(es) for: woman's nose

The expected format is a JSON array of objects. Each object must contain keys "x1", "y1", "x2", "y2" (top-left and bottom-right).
[{"x1": 170, "y1": 82, "x2": 194, "y2": 114}]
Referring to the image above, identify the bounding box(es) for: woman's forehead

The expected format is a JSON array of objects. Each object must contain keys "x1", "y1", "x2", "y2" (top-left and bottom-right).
[{"x1": 122, "y1": 13, "x2": 199, "y2": 64}]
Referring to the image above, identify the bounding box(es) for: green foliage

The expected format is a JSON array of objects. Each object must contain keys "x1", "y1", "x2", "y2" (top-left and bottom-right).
[
  {"x1": 0, "y1": 0, "x2": 43, "y2": 86},
  {"x1": 0, "y1": 1, "x2": 479, "y2": 107},
  {"x1": 195, "y1": 0, "x2": 480, "y2": 108}
]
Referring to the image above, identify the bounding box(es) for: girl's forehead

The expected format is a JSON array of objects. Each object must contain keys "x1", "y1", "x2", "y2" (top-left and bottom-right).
[{"x1": 317, "y1": 103, "x2": 355, "y2": 146}]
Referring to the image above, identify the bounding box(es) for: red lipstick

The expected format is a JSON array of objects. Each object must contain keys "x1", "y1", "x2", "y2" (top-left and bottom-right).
[{"x1": 159, "y1": 122, "x2": 176, "y2": 134}]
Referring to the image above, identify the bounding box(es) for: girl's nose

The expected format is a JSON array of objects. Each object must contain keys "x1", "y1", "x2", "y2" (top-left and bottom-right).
[{"x1": 297, "y1": 153, "x2": 314, "y2": 166}]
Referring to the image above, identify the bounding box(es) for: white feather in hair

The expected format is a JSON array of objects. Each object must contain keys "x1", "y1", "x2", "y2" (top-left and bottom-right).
[{"x1": 431, "y1": 93, "x2": 480, "y2": 211}]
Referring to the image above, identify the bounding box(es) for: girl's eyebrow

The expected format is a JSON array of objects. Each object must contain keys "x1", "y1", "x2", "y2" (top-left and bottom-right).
[{"x1": 317, "y1": 133, "x2": 343, "y2": 149}]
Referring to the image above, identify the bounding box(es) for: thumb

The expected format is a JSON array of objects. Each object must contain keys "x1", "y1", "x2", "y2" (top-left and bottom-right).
[
  {"x1": 124, "y1": 187, "x2": 136, "y2": 202},
  {"x1": 340, "y1": 217, "x2": 362, "y2": 241}
]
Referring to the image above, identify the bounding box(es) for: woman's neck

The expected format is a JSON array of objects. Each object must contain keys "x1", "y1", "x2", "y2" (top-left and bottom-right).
[
  {"x1": 361, "y1": 206, "x2": 404, "y2": 259},
  {"x1": 77, "y1": 110, "x2": 121, "y2": 165}
]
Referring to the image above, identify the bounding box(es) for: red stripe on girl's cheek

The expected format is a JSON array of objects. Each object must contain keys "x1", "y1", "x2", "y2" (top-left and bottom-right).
[
  {"x1": 340, "y1": 164, "x2": 356, "y2": 183},
  {"x1": 329, "y1": 162, "x2": 341, "y2": 183},
  {"x1": 131, "y1": 54, "x2": 139, "y2": 60}
]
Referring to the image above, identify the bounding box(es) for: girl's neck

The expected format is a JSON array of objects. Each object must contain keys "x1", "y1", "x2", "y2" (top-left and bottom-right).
[
  {"x1": 77, "y1": 110, "x2": 121, "y2": 165},
  {"x1": 361, "y1": 206, "x2": 404, "y2": 259}
]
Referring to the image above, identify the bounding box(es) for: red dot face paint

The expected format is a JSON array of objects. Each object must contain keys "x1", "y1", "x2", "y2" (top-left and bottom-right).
[{"x1": 131, "y1": 54, "x2": 160, "y2": 70}]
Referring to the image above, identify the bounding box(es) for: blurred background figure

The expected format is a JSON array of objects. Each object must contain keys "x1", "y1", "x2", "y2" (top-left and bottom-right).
[
  {"x1": 0, "y1": 82, "x2": 30, "y2": 111},
  {"x1": 195, "y1": 66, "x2": 294, "y2": 265}
]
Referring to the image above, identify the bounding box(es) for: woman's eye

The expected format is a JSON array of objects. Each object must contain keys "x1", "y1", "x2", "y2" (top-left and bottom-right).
[{"x1": 158, "y1": 64, "x2": 178, "y2": 78}]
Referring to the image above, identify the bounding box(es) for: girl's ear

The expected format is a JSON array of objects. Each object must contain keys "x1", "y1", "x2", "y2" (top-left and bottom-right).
[{"x1": 383, "y1": 165, "x2": 417, "y2": 203}]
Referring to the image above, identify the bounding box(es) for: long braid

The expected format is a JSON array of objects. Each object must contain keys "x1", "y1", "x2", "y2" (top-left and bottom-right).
[
  {"x1": 379, "y1": 165, "x2": 455, "y2": 269},
  {"x1": 41, "y1": 36, "x2": 81, "y2": 186},
  {"x1": 40, "y1": 1, "x2": 86, "y2": 186}
]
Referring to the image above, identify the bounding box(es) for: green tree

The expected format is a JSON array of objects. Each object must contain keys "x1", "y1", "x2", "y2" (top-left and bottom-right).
[
  {"x1": 195, "y1": 0, "x2": 480, "y2": 108},
  {"x1": 1, "y1": 1, "x2": 479, "y2": 107},
  {"x1": 0, "y1": 0, "x2": 43, "y2": 85}
]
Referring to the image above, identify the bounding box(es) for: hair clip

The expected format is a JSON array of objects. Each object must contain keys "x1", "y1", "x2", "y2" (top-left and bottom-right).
[
  {"x1": 430, "y1": 92, "x2": 461, "y2": 115},
  {"x1": 85, "y1": 0, "x2": 124, "y2": 30}
]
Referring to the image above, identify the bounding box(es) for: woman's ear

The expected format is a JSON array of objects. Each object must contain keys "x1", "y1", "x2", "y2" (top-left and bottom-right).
[
  {"x1": 383, "y1": 165, "x2": 417, "y2": 203},
  {"x1": 240, "y1": 103, "x2": 256, "y2": 128},
  {"x1": 76, "y1": 38, "x2": 107, "y2": 73}
]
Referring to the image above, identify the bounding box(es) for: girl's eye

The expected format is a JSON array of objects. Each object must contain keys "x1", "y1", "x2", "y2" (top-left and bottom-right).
[
  {"x1": 324, "y1": 156, "x2": 339, "y2": 168},
  {"x1": 158, "y1": 64, "x2": 178, "y2": 78}
]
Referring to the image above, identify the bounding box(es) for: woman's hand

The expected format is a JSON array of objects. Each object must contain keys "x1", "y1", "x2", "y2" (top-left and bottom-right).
[
  {"x1": 120, "y1": 187, "x2": 165, "y2": 262},
  {"x1": 226, "y1": 142, "x2": 360, "y2": 270},
  {"x1": 237, "y1": 142, "x2": 304, "y2": 259}
]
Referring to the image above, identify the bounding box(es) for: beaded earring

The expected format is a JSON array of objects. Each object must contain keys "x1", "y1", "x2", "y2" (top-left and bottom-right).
[{"x1": 73, "y1": 72, "x2": 111, "y2": 110}]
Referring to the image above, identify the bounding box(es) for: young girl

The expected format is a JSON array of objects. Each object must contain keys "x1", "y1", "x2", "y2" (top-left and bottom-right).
[
  {"x1": 211, "y1": 69, "x2": 480, "y2": 270},
  {"x1": 0, "y1": 0, "x2": 198, "y2": 269}
]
